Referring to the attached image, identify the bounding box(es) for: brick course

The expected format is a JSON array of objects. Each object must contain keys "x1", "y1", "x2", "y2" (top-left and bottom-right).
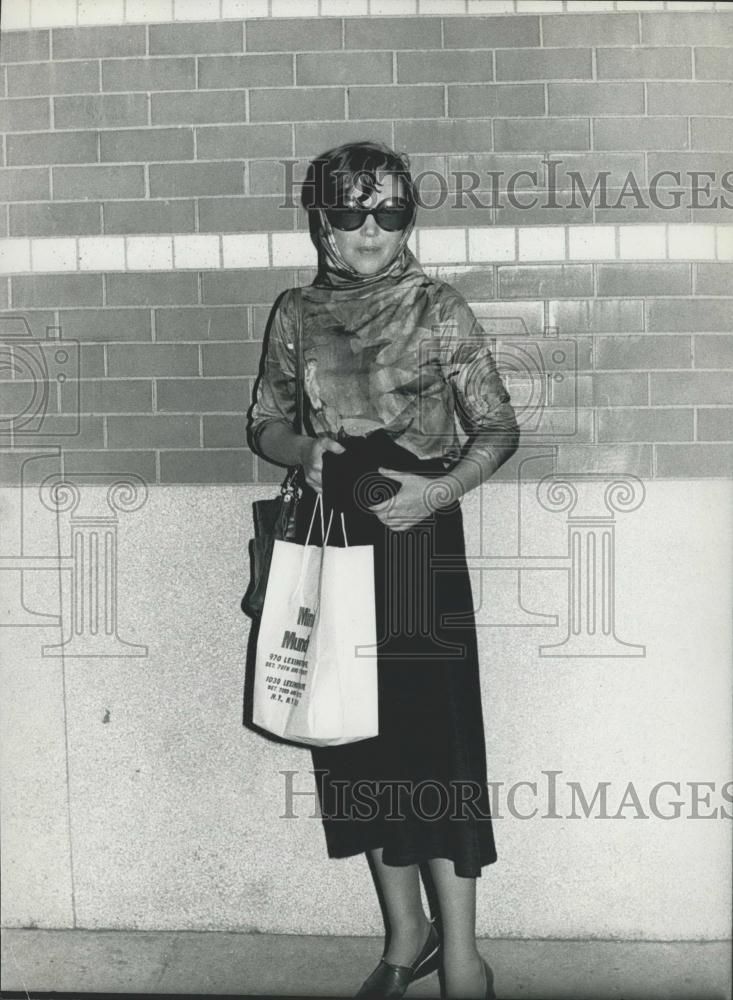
[
  {"x1": 148, "y1": 20, "x2": 244, "y2": 54},
  {"x1": 54, "y1": 94, "x2": 149, "y2": 129}
]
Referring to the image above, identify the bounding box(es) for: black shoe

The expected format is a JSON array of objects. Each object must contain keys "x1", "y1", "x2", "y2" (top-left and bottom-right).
[
  {"x1": 481, "y1": 958, "x2": 496, "y2": 1000},
  {"x1": 437, "y1": 957, "x2": 496, "y2": 1000},
  {"x1": 355, "y1": 919, "x2": 441, "y2": 998}
]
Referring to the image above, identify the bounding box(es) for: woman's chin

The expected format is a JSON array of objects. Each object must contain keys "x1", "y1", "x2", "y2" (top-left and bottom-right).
[{"x1": 351, "y1": 253, "x2": 388, "y2": 275}]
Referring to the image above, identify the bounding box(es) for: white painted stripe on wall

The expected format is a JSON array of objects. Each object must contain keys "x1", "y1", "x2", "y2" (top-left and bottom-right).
[
  {"x1": 1, "y1": 225, "x2": 731, "y2": 275},
  {"x1": 618, "y1": 225, "x2": 667, "y2": 261},
  {"x1": 29, "y1": 237, "x2": 77, "y2": 272},
  {"x1": 468, "y1": 227, "x2": 516, "y2": 262},
  {"x1": 124, "y1": 1, "x2": 174, "y2": 22},
  {"x1": 0, "y1": 239, "x2": 31, "y2": 273},
  {"x1": 173, "y1": 234, "x2": 221, "y2": 270},
  {"x1": 28, "y1": 0, "x2": 76, "y2": 28},
  {"x1": 174, "y1": 0, "x2": 219, "y2": 20},
  {"x1": 716, "y1": 227, "x2": 733, "y2": 261},
  {"x1": 370, "y1": 0, "x2": 418, "y2": 13},
  {"x1": 270, "y1": 231, "x2": 318, "y2": 267},
  {"x1": 78, "y1": 0, "x2": 124, "y2": 24},
  {"x1": 466, "y1": 1, "x2": 515, "y2": 13},
  {"x1": 78, "y1": 236, "x2": 126, "y2": 270},
  {"x1": 419, "y1": 0, "x2": 471, "y2": 13},
  {"x1": 668, "y1": 225, "x2": 717, "y2": 261},
  {"x1": 221, "y1": 0, "x2": 269, "y2": 14},
  {"x1": 1, "y1": 0, "x2": 730, "y2": 30},
  {"x1": 518, "y1": 226, "x2": 566, "y2": 262},
  {"x1": 418, "y1": 227, "x2": 465, "y2": 264},
  {"x1": 565, "y1": 1, "x2": 616, "y2": 10},
  {"x1": 222, "y1": 233, "x2": 269, "y2": 268},
  {"x1": 568, "y1": 225, "x2": 616, "y2": 260},
  {"x1": 126, "y1": 235, "x2": 173, "y2": 270},
  {"x1": 514, "y1": 1, "x2": 563, "y2": 11}
]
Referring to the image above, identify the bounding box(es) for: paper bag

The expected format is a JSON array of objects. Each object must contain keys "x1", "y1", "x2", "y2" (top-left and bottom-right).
[{"x1": 253, "y1": 499, "x2": 378, "y2": 747}]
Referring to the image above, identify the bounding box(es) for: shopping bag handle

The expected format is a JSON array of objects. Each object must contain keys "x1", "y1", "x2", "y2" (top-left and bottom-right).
[
  {"x1": 293, "y1": 492, "x2": 326, "y2": 596},
  {"x1": 323, "y1": 507, "x2": 348, "y2": 547},
  {"x1": 302, "y1": 492, "x2": 350, "y2": 553},
  {"x1": 304, "y1": 490, "x2": 325, "y2": 546}
]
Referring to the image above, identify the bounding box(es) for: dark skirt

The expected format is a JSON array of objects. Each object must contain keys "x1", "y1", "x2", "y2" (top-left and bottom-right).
[{"x1": 294, "y1": 429, "x2": 497, "y2": 879}]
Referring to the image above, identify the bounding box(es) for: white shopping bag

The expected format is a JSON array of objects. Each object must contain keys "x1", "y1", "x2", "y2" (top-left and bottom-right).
[{"x1": 253, "y1": 494, "x2": 379, "y2": 747}]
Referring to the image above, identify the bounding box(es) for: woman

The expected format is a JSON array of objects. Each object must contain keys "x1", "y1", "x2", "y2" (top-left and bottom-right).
[{"x1": 247, "y1": 141, "x2": 519, "y2": 1000}]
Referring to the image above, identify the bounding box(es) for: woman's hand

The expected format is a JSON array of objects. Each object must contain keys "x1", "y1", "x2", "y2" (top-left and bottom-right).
[
  {"x1": 300, "y1": 435, "x2": 346, "y2": 493},
  {"x1": 367, "y1": 468, "x2": 447, "y2": 531}
]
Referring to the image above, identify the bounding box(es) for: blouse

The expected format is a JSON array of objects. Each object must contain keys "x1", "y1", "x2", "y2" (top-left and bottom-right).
[{"x1": 248, "y1": 261, "x2": 519, "y2": 471}]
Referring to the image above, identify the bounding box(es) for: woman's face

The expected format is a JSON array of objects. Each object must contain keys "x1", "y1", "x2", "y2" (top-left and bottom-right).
[{"x1": 330, "y1": 172, "x2": 408, "y2": 276}]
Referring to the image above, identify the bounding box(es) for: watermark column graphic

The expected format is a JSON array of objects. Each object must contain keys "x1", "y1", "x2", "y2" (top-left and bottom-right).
[
  {"x1": 350, "y1": 469, "x2": 469, "y2": 660},
  {"x1": 1, "y1": 451, "x2": 63, "y2": 627},
  {"x1": 535, "y1": 475, "x2": 646, "y2": 658},
  {"x1": 1, "y1": 315, "x2": 147, "y2": 657},
  {"x1": 461, "y1": 322, "x2": 583, "y2": 630},
  {"x1": 38, "y1": 474, "x2": 149, "y2": 659},
  {"x1": 449, "y1": 471, "x2": 646, "y2": 658},
  {"x1": 484, "y1": 324, "x2": 645, "y2": 656},
  {"x1": 1, "y1": 317, "x2": 77, "y2": 625}
]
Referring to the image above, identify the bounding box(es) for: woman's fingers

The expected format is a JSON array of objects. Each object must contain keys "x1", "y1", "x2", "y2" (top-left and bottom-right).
[
  {"x1": 301, "y1": 435, "x2": 345, "y2": 494},
  {"x1": 305, "y1": 470, "x2": 322, "y2": 491},
  {"x1": 321, "y1": 437, "x2": 346, "y2": 454}
]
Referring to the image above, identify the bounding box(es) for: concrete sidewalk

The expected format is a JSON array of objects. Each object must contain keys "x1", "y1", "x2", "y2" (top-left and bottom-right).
[{"x1": 1, "y1": 929, "x2": 730, "y2": 999}]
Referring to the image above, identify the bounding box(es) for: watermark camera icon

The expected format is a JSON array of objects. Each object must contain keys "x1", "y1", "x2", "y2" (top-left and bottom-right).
[
  {"x1": 489, "y1": 328, "x2": 579, "y2": 438},
  {"x1": 415, "y1": 320, "x2": 580, "y2": 442},
  {"x1": 0, "y1": 316, "x2": 80, "y2": 438}
]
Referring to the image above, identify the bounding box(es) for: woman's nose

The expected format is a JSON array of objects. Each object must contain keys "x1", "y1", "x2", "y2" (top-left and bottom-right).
[{"x1": 361, "y1": 212, "x2": 379, "y2": 236}]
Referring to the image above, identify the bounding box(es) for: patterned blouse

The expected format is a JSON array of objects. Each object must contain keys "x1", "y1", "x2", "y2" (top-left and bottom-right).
[{"x1": 248, "y1": 248, "x2": 519, "y2": 469}]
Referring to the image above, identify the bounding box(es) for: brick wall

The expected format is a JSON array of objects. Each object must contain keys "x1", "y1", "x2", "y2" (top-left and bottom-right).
[{"x1": 1, "y1": 0, "x2": 731, "y2": 484}]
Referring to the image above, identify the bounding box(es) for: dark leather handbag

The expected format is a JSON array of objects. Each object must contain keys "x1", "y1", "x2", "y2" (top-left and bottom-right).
[{"x1": 241, "y1": 288, "x2": 306, "y2": 620}]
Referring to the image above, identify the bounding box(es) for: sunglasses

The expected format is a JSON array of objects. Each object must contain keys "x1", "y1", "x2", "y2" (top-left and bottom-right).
[{"x1": 325, "y1": 199, "x2": 414, "y2": 233}]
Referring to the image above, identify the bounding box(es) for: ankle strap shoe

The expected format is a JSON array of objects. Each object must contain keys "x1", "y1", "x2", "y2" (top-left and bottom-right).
[{"x1": 355, "y1": 919, "x2": 441, "y2": 998}]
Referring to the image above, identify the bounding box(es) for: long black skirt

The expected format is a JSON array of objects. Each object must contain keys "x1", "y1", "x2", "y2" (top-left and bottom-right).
[{"x1": 294, "y1": 429, "x2": 497, "y2": 879}]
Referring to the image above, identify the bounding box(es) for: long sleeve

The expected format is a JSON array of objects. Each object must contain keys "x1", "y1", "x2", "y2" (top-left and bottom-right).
[
  {"x1": 247, "y1": 290, "x2": 298, "y2": 459},
  {"x1": 437, "y1": 291, "x2": 520, "y2": 470}
]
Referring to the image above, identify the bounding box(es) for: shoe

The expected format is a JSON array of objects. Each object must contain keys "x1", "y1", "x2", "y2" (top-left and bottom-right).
[
  {"x1": 481, "y1": 958, "x2": 496, "y2": 1000},
  {"x1": 437, "y1": 956, "x2": 496, "y2": 1000},
  {"x1": 355, "y1": 918, "x2": 441, "y2": 998}
]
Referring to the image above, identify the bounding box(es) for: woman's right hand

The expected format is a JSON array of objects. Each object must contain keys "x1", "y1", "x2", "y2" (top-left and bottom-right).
[{"x1": 300, "y1": 435, "x2": 346, "y2": 493}]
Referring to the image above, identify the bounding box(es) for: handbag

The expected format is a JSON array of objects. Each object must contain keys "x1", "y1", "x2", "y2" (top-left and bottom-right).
[{"x1": 241, "y1": 287, "x2": 306, "y2": 620}]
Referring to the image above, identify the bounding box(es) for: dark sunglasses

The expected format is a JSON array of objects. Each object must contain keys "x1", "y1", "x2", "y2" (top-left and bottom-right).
[{"x1": 325, "y1": 199, "x2": 414, "y2": 233}]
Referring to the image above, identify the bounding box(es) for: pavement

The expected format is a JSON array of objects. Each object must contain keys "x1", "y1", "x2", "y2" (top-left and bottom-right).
[{"x1": 1, "y1": 929, "x2": 730, "y2": 999}]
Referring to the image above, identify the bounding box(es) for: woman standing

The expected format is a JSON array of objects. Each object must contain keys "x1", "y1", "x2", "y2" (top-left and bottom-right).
[{"x1": 247, "y1": 141, "x2": 519, "y2": 1000}]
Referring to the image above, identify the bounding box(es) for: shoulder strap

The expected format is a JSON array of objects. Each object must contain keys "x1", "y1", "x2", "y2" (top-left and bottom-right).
[{"x1": 292, "y1": 287, "x2": 304, "y2": 436}]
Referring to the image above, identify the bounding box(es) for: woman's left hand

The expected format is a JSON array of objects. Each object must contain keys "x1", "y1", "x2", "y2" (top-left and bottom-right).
[{"x1": 367, "y1": 468, "x2": 442, "y2": 531}]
